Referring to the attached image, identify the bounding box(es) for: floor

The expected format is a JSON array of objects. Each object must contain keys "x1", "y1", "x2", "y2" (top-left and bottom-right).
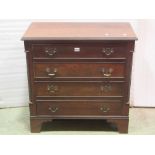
[{"x1": 0, "y1": 107, "x2": 155, "y2": 135}]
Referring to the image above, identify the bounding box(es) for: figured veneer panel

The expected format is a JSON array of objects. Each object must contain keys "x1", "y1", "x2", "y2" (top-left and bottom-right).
[
  {"x1": 34, "y1": 63, "x2": 125, "y2": 79},
  {"x1": 32, "y1": 43, "x2": 127, "y2": 58},
  {"x1": 37, "y1": 100, "x2": 122, "y2": 115},
  {"x1": 34, "y1": 81, "x2": 125, "y2": 97}
]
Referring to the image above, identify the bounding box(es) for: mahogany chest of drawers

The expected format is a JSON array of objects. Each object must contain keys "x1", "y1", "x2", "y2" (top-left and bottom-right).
[{"x1": 22, "y1": 22, "x2": 137, "y2": 133}]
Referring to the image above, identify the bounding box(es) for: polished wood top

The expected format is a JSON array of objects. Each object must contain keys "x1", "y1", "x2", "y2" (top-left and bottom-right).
[{"x1": 22, "y1": 22, "x2": 137, "y2": 41}]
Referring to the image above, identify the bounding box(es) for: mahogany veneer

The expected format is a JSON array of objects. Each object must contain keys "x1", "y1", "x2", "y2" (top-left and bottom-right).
[{"x1": 22, "y1": 22, "x2": 137, "y2": 133}]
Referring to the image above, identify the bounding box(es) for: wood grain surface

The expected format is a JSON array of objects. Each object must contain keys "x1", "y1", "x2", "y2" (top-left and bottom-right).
[{"x1": 22, "y1": 22, "x2": 137, "y2": 40}]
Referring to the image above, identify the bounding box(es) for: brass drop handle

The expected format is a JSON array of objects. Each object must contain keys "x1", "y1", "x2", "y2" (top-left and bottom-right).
[
  {"x1": 46, "y1": 67, "x2": 57, "y2": 77},
  {"x1": 47, "y1": 84, "x2": 58, "y2": 93},
  {"x1": 102, "y1": 48, "x2": 114, "y2": 56},
  {"x1": 100, "y1": 107, "x2": 110, "y2": 113},
  {"x1": 101, "y1": 68, "x2": 113, "y2": 77},
  {"x1": 103, "y1": 73, "x2": 112, "y2": 77},
  {"x1": 48, "y1": 73, "x2": 56, "y2": 77},
  {"x1": 45, "y1": 48, "x2": 57, "y2": 56},
  {"x1": 49, "y1": 107, "x2": 58, "y2": 113},
  {"x1": 100, "y1": 84, "x2": 112, "y2": 92}
]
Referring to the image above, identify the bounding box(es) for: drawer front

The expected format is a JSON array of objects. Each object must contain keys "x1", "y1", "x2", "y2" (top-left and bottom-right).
[
  {"x1": 32, "y1": 43, "x2": 127, "y2": 58},
  {"x1": 34, "y1": 81, "x2": 124, "y2": 97},
  {"x1": 34, "y1": 63, "x2": 125, "y2": 79},
  {"x1": 36, "y1": 100, "x2": 122, "y2": 115}
]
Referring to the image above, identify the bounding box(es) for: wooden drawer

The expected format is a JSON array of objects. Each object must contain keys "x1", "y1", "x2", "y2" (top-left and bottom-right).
[
  {"x1": 34, "y1": 62, "x2": 125, "y2": 79},
  {"x1": 34, "y1": 81, "x2": 124, "y2": 97},
  {"x1": 36, "y1": 100, "x2": 122, "y2": 115},
  {"x1": 32, "y1": 43, "x2": 127, "y2": 58}
]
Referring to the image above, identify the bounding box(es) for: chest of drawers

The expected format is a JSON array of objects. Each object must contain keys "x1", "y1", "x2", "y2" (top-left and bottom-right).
[{"x1": 22, "y1": 22, "x2": 137, "y2": 133}]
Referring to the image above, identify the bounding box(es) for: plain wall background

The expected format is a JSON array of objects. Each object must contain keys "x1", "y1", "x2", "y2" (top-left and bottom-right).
[{"x1": 0, "y1": 19, "x2": 154, "y2": 108}]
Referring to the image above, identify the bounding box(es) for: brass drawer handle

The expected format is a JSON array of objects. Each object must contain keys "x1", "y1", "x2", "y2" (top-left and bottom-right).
[
  {"x1": 47, "y1": 84, "x2": 58, "y2": 93},
  {"x1": 100, "y1": 107, "x2": 110, "y2": 113},
  {"x1": 100, "y1": 84, "x2": 112, "y2": 92},
  {"x1": 46, "y1": 67, "x2": 57, "y2": 77},
  {"x1": 49, "y1": 107, "x2": 58, "y2": 113},
  {"x1": 45, "y1": 48, "x2": 57, "y2": 56},
  {"x1": 102, "y1": 48, "x2": 114, "y2": 56},
  {"x1": 101, "y1": 68, "x2": 113, "y2": 77}
]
